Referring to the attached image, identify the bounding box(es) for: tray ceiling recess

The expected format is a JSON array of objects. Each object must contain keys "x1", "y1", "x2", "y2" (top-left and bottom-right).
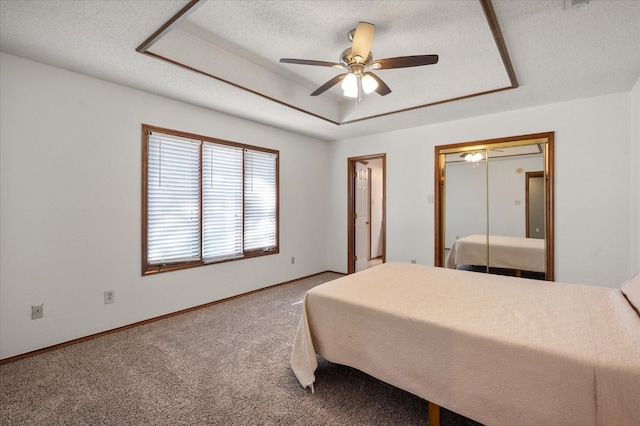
[{"x1": 137, "y1": 0, "x2": 517, "y2": 126}]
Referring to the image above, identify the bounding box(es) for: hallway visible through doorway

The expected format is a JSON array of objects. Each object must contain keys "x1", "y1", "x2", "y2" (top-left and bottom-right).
[{"x1": 347, "y1": 154, "x2": 386, "y2": 274}]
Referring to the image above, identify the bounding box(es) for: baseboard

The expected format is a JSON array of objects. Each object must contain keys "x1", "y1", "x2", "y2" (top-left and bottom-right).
[{"x1": 0, "y1": 270, "x2": 343, "y2": 365}]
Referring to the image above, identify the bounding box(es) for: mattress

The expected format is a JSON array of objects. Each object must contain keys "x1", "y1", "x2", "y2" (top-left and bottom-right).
[{"x1": 291, "y1": 262, "x2": 640, "y2": 425}]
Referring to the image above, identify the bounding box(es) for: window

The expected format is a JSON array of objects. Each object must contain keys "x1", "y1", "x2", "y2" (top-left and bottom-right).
[{"x1": 142, "y1": 125, "x2": 278, "y2": 275}]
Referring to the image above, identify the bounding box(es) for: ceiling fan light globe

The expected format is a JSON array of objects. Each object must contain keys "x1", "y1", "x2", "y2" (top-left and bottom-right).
[
  {"x1": 361, "y1": 74, "x2": 378, "y2": 94},
  {"x1": 343, "y1": 88, "x2": 358, "y2": 98},
  {"x1": 342, "y1": 73, "x2": 358, "y2": 97}
]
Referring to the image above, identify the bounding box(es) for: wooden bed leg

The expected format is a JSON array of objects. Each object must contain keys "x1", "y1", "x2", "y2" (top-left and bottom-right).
[{"x1": 428, "y1": 401, "x2": 441, "y2": 426}]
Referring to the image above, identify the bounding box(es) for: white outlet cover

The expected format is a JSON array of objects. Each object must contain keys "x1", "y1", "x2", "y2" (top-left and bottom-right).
[{"x1": 31, "y1": 304, "x2": 43, "y2": 319}]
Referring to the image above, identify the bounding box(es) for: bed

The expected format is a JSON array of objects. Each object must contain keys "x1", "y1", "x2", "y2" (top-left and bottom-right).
[
  {"x1": 445, "y1": 234, "x2": 545, "y2": 273},
  {"x1": 291, "y1": 262, "x2": 640, "y2": 425}
]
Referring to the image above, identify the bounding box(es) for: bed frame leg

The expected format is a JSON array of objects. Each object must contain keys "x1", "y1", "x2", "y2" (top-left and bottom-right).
[{"x1": 428, "y1": 401, "x2": 441, "y2": 426}]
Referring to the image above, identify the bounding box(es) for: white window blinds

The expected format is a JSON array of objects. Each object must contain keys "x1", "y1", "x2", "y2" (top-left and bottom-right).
[
  {"x1": 244, "y1": 150, "x2": 277, "y2": 251},
  {"x1": 147, "y1": 133, "x2": 201, "y2": 264},
  {"x1": 202, "y1": 143, "x2": 243, "y2": 262},
  {"x1": 144, "y1": 128, "x2": 278, "y2": 273}
]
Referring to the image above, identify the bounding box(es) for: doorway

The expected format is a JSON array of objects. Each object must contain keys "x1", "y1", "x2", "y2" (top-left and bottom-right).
[
  {"x1": 526, "y1": 171, "x2": 545, "y2": 239},
  {"x1": 347, "y1": 154, "x2": 386, "y2": 274}
]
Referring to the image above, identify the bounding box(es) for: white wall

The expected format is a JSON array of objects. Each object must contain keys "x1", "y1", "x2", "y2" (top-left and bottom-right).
[
  {"x1": 444, "y1": 160, "x2": 487, "y2": 248},
  {"x1": 327, "y1": 92, "x2": 632, "y2": 288},
  {"x1": 631, "y1": 75, "x2": 640, "y2": 275},
  {"x1": 2, "y1": 52, "x2": 637, "y2": 360},
  {"x1": 0, "y1": 53, "x2": 329, "y2": 360}
]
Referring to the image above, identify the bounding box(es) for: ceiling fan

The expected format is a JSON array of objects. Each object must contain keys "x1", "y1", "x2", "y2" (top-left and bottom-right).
[{"x1": 280, "y1": 22, "x2": 439, "y2": 98}]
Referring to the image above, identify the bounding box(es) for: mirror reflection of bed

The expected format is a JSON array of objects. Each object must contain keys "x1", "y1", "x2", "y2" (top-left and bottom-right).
[
  {"x1": 446, "y1": 234, "x2": 546, "y2": 280},
  {"x1": 435, "y1": 133, "x2": 554, "y2": 281}
]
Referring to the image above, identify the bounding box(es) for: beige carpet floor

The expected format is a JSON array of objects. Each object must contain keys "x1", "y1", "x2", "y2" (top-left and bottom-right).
[{"x1": 0, "y1": 272, "x2": 481, "y2": 425}]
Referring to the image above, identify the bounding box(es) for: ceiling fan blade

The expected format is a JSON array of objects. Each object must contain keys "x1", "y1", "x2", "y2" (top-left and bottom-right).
[
  {"x1": 280, "y1": 58, "x2": 343, "y2": 68},
  {"x1": 366, "y1": 72, "x2": 391, "y2": 96},
  {"x1": 310, "y1": 74, "x2": 346, "y2": 96},
  {"x1": 374, "y1": 54, "x2": 439, "y2": 69},
  {"x1": 351, "y1": 22, "x2": 375, "y2": 62}
]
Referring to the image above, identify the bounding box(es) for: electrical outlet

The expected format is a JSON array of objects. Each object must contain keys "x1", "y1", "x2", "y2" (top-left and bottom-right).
[
  {"x1": 291, "y1": 256, "x2": 295, "y2": 265},
  {"x1": 411, "y1": 259, "x2": 417, "y2": 264},
  {"x1": 104, "y1": 290, "x2": 115, "y2": 304},
  {"x1": 31, "y1": 304, "x2": 43, "y2": 320}
]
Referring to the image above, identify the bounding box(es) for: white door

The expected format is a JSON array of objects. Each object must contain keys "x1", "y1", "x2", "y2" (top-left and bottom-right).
[{"x1": 355, "y1": 162, "x2": 370, "y2": 272}]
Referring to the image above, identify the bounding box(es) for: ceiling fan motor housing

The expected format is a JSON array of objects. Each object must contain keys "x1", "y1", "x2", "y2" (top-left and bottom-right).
[{"x1": 340, "y1": 48, "x2": 373, "y2": 71}]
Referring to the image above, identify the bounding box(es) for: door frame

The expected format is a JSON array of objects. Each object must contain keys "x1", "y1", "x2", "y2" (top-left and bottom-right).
[{"x1": 347, "y1": 154, "x2": 386, "y2": 274}]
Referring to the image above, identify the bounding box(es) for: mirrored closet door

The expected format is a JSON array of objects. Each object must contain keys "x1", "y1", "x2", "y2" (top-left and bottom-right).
[{"x1": 434, "y1": 132, "x2": 554, "y2": 280}]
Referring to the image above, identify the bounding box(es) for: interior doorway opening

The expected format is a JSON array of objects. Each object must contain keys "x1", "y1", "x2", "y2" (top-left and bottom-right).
[
  {"x1": 348, "y1": 154, "x2": 386, "y2": 274},
  {"x1": 526, "y1": 171, "x2": 545, "y2": 239}
]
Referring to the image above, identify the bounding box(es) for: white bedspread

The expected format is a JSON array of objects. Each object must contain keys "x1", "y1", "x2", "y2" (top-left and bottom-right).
[
  {"x1": 291, "y1": 262, "x2": 640, "y2": 425},
  {"x1": 446, "y1": 234, "x2": 545, "y2": 273}
]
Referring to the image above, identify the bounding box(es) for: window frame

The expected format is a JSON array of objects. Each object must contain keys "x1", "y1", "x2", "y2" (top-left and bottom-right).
[{"x1": 141, "y1": 124, "x2": 279, "y2": 275}]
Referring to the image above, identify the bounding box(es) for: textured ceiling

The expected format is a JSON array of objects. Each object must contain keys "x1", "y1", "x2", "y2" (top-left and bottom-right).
[
  {"x1": 1, "y1": 0, "x2": 639, "y2": 142},
  {"x1": 146, "y1": 0, "x2": 512, "y2": 124}
]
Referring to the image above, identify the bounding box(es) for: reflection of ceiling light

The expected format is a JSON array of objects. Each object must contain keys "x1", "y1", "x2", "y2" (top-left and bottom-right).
[
  {"x1": 463, "y1": 152, "x2": 483, "y2": 162},
  {"x1": 342, "y1": 72, "x2": 379, "y2": 98}
]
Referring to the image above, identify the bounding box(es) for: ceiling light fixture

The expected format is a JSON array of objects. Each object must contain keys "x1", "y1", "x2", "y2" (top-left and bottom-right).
[
  {"x1": 341, "y1": 72, "x2": 358, "y2": 98},
  {"x1": 280, "y1": 22, "x2": 438, "y2": 99},
  {"x1": 361, "y1": 73, "x2": 379, "y2": 94},
  {"x1": 341, "y1": 67, "x2": 379, "y2": 99},
  {"x1": 462, "y1": 152, "x2": 483, "y2": 162}
]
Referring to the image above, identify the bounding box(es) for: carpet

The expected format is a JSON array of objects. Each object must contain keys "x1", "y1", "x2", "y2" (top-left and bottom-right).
[{"x1": 0, "y1": 272, "x2": 481, "y2": 425}]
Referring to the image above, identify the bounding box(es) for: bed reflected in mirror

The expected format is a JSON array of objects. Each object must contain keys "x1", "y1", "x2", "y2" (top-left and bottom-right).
[{"x1": 434, "y1": 133, "x2": 554, "y2": 280}]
